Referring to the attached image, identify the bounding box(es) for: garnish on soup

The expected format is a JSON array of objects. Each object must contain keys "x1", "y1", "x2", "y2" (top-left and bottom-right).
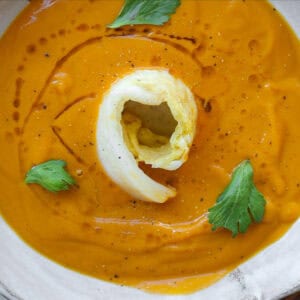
[
  {"x1": 108, "y1": 0, "x2": 181, "y2": 28},
  {"x1": 25, "y1": 160, "x2": 76, "y2": 192},
  {"x1": 208, "y1": 160, "x2": 266, "y2": 237}
]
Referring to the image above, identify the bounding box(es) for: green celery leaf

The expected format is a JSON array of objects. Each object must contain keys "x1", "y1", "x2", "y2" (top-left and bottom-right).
[
  {"x1": 208, "y1": 160, "x2": 266, "y2": 237},
  {"x1": 25, "y1": 160, "x2": 76, "y2": 193},
  {"x1": 108, "y1": 0, "x2": 181, "y2": 29}
]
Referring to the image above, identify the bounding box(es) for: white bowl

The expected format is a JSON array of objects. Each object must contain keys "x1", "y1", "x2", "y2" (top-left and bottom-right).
[{"x1": 0, "y1": 1, "x2": 299, "y2": 299}]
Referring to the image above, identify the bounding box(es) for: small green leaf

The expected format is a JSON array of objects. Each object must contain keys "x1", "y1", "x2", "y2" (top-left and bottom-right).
[
  {"x1": 208, "y1": 160, "x2": 266, "y2": 237},
  {"x1": 25, "y1": 160, "x2": 76, "y2": 193},
  {"x1": 108, "y1": 0, "x2": 181, "y2": 29}
]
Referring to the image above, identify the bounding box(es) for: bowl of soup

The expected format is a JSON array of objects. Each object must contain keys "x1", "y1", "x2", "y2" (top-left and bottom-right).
[{"x1": 0, "y1": 0, "x2": 300, "y2": 299}]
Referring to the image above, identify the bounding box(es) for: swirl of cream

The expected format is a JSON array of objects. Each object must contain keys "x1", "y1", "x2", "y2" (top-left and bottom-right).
[{"x1": 96, "y1": 70, "x2": 197, "y2": 203}]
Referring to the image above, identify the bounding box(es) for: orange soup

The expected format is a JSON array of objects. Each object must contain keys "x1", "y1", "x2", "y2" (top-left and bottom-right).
[{"x1": 0, "y1": 0, "x2": 300, "y2": 294}]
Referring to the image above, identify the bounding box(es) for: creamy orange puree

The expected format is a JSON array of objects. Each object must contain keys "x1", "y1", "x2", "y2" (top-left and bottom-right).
[{"x1": 0, "y1": 0, "x2": 300, "y2": 294}]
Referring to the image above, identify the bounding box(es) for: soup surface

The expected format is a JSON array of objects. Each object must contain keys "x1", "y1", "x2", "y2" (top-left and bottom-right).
[{"x1": 0, "y1": 0, "x2": 300, "y2": 294}]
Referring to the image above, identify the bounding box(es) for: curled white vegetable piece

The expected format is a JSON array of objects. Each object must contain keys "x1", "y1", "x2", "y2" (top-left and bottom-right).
[{"x1": 96, "y1": 70, "x2": 197, "y2": 203}]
